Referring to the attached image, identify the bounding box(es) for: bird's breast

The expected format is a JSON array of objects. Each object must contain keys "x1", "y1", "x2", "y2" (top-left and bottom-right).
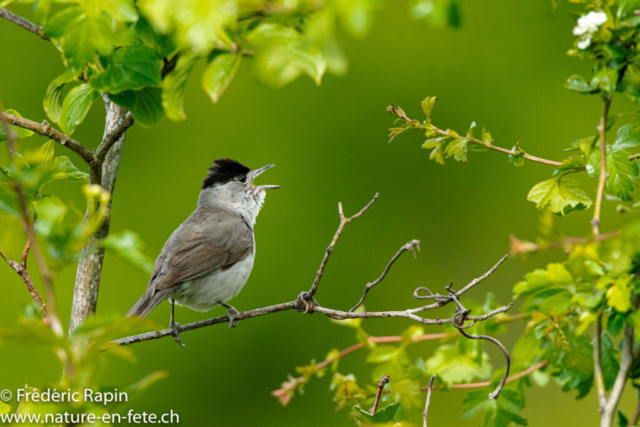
[{"x1": 172, "y1": 253, "x2": 255, "y2": 312}]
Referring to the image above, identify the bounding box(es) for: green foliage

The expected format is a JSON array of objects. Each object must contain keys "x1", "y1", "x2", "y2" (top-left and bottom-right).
[
  {"x1": 462, "y1": 388, "x2": 527, "y2": 427},
  {"x1": 527, "y1": 175, "x2": 592, "y2": 215},
  {"x1": 354, "y1": 402, "x2": 400, "y2": 424}
]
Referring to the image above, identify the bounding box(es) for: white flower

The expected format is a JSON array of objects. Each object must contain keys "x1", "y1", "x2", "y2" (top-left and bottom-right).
[{"x1": 573, "y1": 10, "x2": 607, "y2": 49}]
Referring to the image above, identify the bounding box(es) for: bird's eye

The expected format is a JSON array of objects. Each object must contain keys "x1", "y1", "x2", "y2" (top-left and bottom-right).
[{"x1": 238, "y1": 175, "x2": 247, "y2": 183}]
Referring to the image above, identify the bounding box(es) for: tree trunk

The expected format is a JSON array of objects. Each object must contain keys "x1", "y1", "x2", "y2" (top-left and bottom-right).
[{"x1": 69, "y1": 96, "x2": 128, "y2": 333}]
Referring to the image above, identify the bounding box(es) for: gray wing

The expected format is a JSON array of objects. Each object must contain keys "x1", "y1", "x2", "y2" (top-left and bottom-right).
[{"x1": 150, "y1": 208, "x2": 253, "y2": 292}]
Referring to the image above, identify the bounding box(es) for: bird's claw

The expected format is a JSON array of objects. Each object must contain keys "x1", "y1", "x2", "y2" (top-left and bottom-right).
[
  {"x1": 170, "y1": 321, "x2": 185, "y2": 347},
  {"x1": 220, "y1": 301, "x2": 241, "y2": 328}
]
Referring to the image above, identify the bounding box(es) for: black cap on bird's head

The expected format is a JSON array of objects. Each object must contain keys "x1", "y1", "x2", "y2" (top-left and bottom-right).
[
  {"x1": 202, "y1": 159, "x2": 281, "y2": 191},
  {"x1": 203, "y1": 159, "x2": 251, "y2": 189}
]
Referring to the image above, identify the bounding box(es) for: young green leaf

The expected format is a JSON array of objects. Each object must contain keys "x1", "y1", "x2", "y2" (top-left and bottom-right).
[
  {"x1": 162, "y1": 53, "x2": 197, "y2": 121},
  {"x1": 588, "y1": 146, "x2": 639, "y2": 200},
  {"x1": 202, "y1": 51, "x2": 243, "y2": 103},
  {"x1": 91, "y1": 43, "x2": 162, "y2": 94},
  {"x1": 100, "y1": 231, "x2": 153, "y2": 274},
  {"x1": 45, "y1": 7, "x2": 116, "y2": 67},
  {"x1": 600, "y1": 333, "x2": 620, "y2": 390},
  {"x1": 565, "y1": 75, "x2": 599, "y2": 93},
  {"x1": 110, "y1": 88, "x2": 164, "y2": 128},
  {"x1": 527, "y1": 175, "x2": 592, "y2": 215},
  {"x1": 59, "y1": 84, "x2": 100, "y2": 135}
]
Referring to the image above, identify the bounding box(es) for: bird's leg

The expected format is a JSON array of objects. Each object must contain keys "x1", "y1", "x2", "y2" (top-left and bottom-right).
[
  {"x1": 219, "y1": 301, "x2": 240, "y2": 329},
  {"x1": 169, "y1": 299, "x2": 185, "y2": 347}
]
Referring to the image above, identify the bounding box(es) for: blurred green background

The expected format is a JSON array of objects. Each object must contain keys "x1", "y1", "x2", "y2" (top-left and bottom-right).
[{"x1": 0, "y1": 0, "x2": 634, "y2": 425}]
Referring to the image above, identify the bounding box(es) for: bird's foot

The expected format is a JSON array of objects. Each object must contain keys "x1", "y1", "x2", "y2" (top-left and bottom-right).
[
  {"x1": 296, "y1": 292, "x2": 316, "y2": 314},
  {"x1": 220, "y1": 301, "x2": 241, "y2": 328},
  {"x1": 169, "y1": 320, "x2": 185, "y2": 347}
]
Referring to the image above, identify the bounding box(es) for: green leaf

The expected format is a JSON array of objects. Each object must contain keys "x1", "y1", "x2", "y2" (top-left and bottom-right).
[
  {"x1": 426, "y1": 344, "x2": 491, "y2": 384},
  {"x1": 554, "y1": 155, "x2": 586, "y2": 175},
  {"x1": 43, "y1": 69, "x2": 77, "y2": 125},
  {"x1": 45, "y1": 7, "x2": 115, "y2": 67},
  {"x1": 101, "y1": 231, "x2": 153, "y2": 274},
  {"x1": 110, "y1": 88, "x2": 164, "y2": 128},
  {"x1": 421, "y1": 97, "x2": 437, "y2": 122},
  {"x1": 59, "y1": 84, "x2": 99, "y2": 135},
  {"x1": 463, "y1": 389, "x2": 527, "y2": 427},
  {"x1": 445, "y1": 137, "x2": 469, "y2": 162},
  {"x1": 619, "y1": 410, "x2": 630, "y2": 427},
  {"x1": 91, "y1": 43, "x2": 162, "y2": 94},
  {"x1": 354, "y1": 402, "x2": 400, "y2": 424},
  {"x1": 0, "y1": 109, "x2": 34, "y2": 142},
  {"x1": 33, "y1": 195, "x2": 66, "y2": 237},
  {"x1": 202, "y1": 51, "x2": 243, "y2": 103},
  {"x1": 613, "y1": 124, "x2": 640, "y2": 151},
  {"x1": 46, "y1": 156, "x2": 89, "y2": 183},
  {"x1": 366, "y1": 346, "x2": 403, "y2": 364},
  {"x1": 588, "y1": 146, "x2": 639, "y2": 200},
  {"x1": 35, "y1": 141, "x2": 55, "y2": 167},
  {"x1": 601, "y1": 333, "x2": 620, "y2": 391},
  {"x1": 162, "y1": 53, "x2": 197, "y2": 121},
  {"x1": 565, "y1": 75, "x2": 599, "y2": 94},
  {"x1": 604, "y1": 275, "x2": 633, "y2": 312},
  {"x1": 527, "y1": 175, "x2": 592, "y2": 215},
  {"x1": 248, "y1": 23, "x2": 326, "y2": 88}
]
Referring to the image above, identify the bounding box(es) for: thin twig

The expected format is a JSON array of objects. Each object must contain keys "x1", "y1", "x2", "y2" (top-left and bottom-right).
[
  {"x1": 594, "y1": 314, "x2": 607, "y2": 411},
  {"x1": 424, "y1": 361, "x2": 549, "y2": 391},
  {"x1": 631, "y1": 398, "x2": 640, "y2": 426},
  {"x1": 450, "y1": 296, "x2": 510, "y2": 400},
  {"x1": 0, "y1": 101, "x2": 61, "y2": 335},
  {"x1": 297, "y1": 193, "x2": 379, "y2": 313},
  {"x1": 0, "y1": 112, "x2": 94, "y2": 165},
  {"x1": 350, "y1": 239, "x2": 420, "y2": 312},
  {"x1": 510, "y1": 230, "x2": 621, "y2": 256},
  {"x1": 0, "y1": 8, "x2": 50, "y2": 41},
  {"x1": 94, "y1": 111, "x2": 134, "y2": 164},
  {"x1": 423, "y1": 374, "x2": 436, "y2": 427},
  {"x1": 371, "y1": 374, "x2": 390, "y2": 414},
  {"x1": 409, "y1": 255, "x2": 508, "y2": 314},
  {"x1": 593, "y1": 97, "x2": 612, "y2": 236},
  {"x1": 0, "y1": 243, "x2": 49, "y2": 323}
]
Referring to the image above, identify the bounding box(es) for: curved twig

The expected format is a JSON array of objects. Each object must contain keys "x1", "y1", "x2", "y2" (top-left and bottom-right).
[
  {"x1": 452, "y1": 310, "x2": 510, "y2": 400},
  {"x1": 423, "y1": 374, "x2": 436, "y2": 427},
  {"x1": 350, "y1": 239, "x2": 421, "y2": 312}
]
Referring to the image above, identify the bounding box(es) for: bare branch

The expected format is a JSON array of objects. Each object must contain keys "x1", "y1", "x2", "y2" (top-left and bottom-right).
[
  {"x1": 593, "y1": 97, "x2": 612, "y2": 236},
  {"x1": 350, "y1": 239, "x2": 420, "y2": 312},
  {"x1": 301, "y1": 193, "x2": 379, "y2": 310},
  {"x1": 0, "y1": 8, "x2": 50, "y2": 41},
  {"x1": 0, "y1": 243, "x2": 49, "y2": 323},
  {"x1": 0, "y1": 112, "x2": 94, "y2": 165},
  {"x1": 0, "y1": 101, "x2": 61, "y2": 335},
  {"x1": 371, "y1": 374, "x2": 389, "y2": 414},
  {"x1": 113, "y1": 197, "x2": 512, "y2": 354},
  {"x1": 409, "y1": 255, "x2": 508, "y2": 314},
  {"x1": 423, "y1": 374, "x2": 436, "y2": 427}
]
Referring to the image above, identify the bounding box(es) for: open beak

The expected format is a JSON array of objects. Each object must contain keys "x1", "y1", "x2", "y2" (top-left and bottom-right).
[{"x1": 253, "y1": 164, "x2": 281, "y2": 191}]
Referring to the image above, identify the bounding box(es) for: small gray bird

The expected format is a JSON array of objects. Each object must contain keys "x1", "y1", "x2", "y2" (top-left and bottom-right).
[{"x1": 127, "y1": 159, "x2": 280, "y2": 345}]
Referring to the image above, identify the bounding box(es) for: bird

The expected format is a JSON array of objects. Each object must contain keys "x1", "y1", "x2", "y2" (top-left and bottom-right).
[{"x1": 127, "y1": 158, "x2": 280, "y2": 346}]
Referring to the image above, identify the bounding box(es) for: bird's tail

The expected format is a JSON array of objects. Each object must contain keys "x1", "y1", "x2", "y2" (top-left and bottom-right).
[{"x1": 127, "y1": 287, "x2": 173, "y2": 318}]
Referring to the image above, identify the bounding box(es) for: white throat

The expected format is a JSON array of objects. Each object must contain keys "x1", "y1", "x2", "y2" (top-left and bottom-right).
[{"x1": 197, "y1": 186, "x2": 266, "y2": 226}]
